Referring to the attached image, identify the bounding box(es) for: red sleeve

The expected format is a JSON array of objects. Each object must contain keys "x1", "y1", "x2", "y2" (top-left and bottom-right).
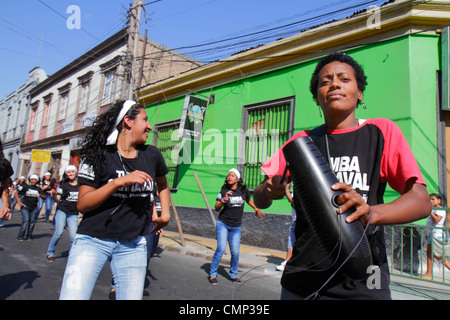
[
  {"x1": 260, "y1": 130, "x2": 308, "y2": 179},
  {"x1": 369, "y1": 118, "x2": 426, "y2": 194}
]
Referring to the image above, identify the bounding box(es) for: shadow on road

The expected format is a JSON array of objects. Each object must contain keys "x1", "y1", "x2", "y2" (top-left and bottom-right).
[{"x1": 0, "y1": 271, "x2": 41, "y2": 300}]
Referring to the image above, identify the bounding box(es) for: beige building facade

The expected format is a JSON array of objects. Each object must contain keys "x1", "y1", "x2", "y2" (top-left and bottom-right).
[{"x1": 19, "y1": 26, "x2": 201, "y2": 181}]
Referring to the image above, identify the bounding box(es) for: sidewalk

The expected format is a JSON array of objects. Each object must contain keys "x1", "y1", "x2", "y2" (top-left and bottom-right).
[
  {"x1": 158, "y1": 230, "x2": 286, "y2": 275},
  {"x1": 158, "y1": 231, "x2": 450, "y2": 300}
]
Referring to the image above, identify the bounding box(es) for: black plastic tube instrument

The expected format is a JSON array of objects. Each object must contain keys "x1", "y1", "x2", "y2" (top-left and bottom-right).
[{"x1": 282, "y1": 136, "x2": 372, "y2": 279}]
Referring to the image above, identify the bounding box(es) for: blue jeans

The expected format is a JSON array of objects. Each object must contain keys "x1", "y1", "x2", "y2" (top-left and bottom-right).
[
  {"x1": 210, "y1": 220, "x2": 241, "y2": 279},
  {"x1": 37, "y1": 197, "x2": 43, "y2": 218},
  {"x1": 145, "y1": 222, "x2": 161, "y2": 263},
  {"x1": 17, "y1": 206, "x2": 39, "y2": 239},
  {"x1": 59, "y1": 234, "x2": 147, "y2": 300},
  {"x1": 46, "y1": 210, "x2": 78, "y2": 256},
  {"x1": 43, "y1": 195, "x2": 53, "y2": 223}
]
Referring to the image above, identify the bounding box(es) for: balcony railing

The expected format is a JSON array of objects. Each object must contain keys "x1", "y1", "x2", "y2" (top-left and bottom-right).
[{"x1": 386, "y1": 220, "x2": 450, "y2": 286}]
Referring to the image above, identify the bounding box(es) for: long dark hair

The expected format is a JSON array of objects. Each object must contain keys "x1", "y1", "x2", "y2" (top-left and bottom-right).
[
  {"x1": 0, "y1": 138, "x2": 10, "y2": 180},
  {"x1": 0, "y1": 138, "x2": 11, "y2": 194},
  {"x1": 80, "y1": 100, "x2": 144, "y2": 173}
]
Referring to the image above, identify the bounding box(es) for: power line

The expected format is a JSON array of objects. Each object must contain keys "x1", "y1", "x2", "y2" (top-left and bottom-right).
[
  {"x1": 0, "y1": 17, "x2": 76, "y2": 59},
  {"x1": 144, "y1": 0, "x2": 384, "y2": 63},
  {"x1": 5, "y1": 0, "x2": 442, "y2": 147},
  {"x1": 37, "y1": 0, "x2": 102, "y2": 42}
]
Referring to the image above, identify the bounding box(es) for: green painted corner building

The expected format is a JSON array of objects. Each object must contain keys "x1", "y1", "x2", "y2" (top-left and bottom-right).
[{"x1": 138, "y1": 0, "x2": 450, "y2": 250}]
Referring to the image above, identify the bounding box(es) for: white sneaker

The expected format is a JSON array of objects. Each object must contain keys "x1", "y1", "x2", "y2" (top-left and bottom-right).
[{"x1": 276, "y1": 260, "x2": 286, "y2": 271}]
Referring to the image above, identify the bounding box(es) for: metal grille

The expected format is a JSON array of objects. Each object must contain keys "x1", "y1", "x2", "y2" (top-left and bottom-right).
[
  {"x1": 242, "y1": 98, "x2": 293, "y2": 190},
  {"x1": 154, "y1": 120, "x2": 181, "y2": 190}
]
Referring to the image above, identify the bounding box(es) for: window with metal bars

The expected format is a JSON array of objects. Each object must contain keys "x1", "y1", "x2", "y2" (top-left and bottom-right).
[
  {"x1": 153, "y1": 120, "x2": 181, "y2": 190},
  {"x1": 239, "y1": 97, "x2": 294, "y2": 190}
]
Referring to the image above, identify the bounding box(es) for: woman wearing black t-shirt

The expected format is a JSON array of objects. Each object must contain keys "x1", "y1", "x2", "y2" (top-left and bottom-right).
[
  {"x1": 16, "y1": 175, "x2": 45, "y2": 241},
  {"x1": 40, "y1": 172, "x2": 55, "y2": 223},
  {"x1": 46, "y1": 165, "x2": 79, "y2": 262},
  {"x1": 209, "y1": 168, "x2": 263, "y2": 285},
  {"x1": 59, "y1": 100, "x2": 170, "y2": 300}
]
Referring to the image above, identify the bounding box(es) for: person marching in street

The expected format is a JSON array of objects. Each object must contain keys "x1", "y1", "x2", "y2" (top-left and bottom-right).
[
  {"x1": 147, "y1": 189, "x2": 162, "y2": 260},
  {"x1": 276, "y1": 183, "x2": 295, "y2": 271},
  {"x1": 59, "y1": 100, "x2": 170, "y2": 300},
  {"x1": 46, "y1": 165, "x2": 80, "y2": 262},
  {"x1": 8, "y1": 178, "x2": 19, "y2": 213},
  {"x1": 254, "y1": 52, "x2": 430, "y2": 299},
  {"x1": 40, "y1": 172, "x2": 55, "y2": 224},
  {"x1": 16, "y1": 175, "x2": 45, "y2": 241},
  {"x1": 10, "y1": 176, "x2": 26, "y2": 214},
  {"x1": 209, "y1": 168, "x2": 264, "y2": 285}
]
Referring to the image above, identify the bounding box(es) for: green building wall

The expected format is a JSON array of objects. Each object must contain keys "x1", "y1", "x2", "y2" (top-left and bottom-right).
[{"x1": 145, "y1": 33, "x2": 441, "y2": 220}]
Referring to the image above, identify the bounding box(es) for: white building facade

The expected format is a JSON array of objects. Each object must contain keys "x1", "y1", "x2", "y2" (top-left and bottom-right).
[
  {"x1": 21, "y1": 29, "x2": 134, "y2": 182},
  {"x1": 0, "y1": 67, "x2": 47, "y2": 179}
]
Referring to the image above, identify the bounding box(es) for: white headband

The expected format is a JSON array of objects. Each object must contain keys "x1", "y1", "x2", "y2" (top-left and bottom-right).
[
  {"x1": 106, "y1": 100, "x2": 137, "y2": 145},
  {"x1": 228, "y1": 168, "x2": 241, "y2": 180},
  {"x1": 29, "y1": 174, "x2": 39, "y2": 181},
  {"x1": 65, "y1": 165, "x2": 78, "y2": 174}
]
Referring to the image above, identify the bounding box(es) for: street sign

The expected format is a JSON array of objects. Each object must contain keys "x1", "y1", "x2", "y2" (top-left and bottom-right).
[
  {"x1": 178, "y1": 95, "x2": 208, "y2": 142},
  {"x1": 31, "y1": 149, "x2": 51, "y2": 163}
]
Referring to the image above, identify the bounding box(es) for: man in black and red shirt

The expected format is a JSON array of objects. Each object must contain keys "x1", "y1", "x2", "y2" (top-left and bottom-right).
[{"x1": 254, "y1": 52, "x2": 430, "y2": 299}]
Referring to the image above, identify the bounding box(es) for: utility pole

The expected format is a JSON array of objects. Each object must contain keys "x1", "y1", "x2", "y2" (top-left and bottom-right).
[{"x1": 128, "y1": 0, "x2": 145, "y2": 100}]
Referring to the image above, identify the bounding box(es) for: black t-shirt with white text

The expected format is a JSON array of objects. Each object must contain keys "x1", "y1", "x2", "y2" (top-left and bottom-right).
[
  {"x1": 216, "y1": 186, "x2": 250, "y2": 227},
  {"x1": 77, "y1": 145, "x2": 168, "y2": 240},
  {"x1": 18, "y1": 184, "x2": 44, "y2": 208},
  {"x1": 41, "y1": 179, "x2": 56, "y2": 195},
  {"x1": 56, "y1": 181, "x2": 79, "y2": 215},
  {"x1": 261, "y1": 118, "x2": 426, "y2": 299}
]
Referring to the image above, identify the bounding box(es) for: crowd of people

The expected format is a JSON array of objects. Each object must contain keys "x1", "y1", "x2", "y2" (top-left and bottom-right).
[
  {"x1": 0, "y1": 100, "x2": 171, "y2": 300},
  {"x1": 0, "y1": 52, "x2": 449, "y2": 300},
  {"x1": 7, "y1": 168, "x2": 81, "y2": 252}
]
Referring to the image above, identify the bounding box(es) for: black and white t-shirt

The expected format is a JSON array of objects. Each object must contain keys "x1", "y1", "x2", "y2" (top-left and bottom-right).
[
  {"x1": 216, "y1": 186, "x2": 250, "y2": 227},
  {"x1": 261, "y1": 118, "x2": 426, "y2": 299},
  {"x1": 77, "y1": 145, "x2": 168, "y2": 240},
  {"x1": 41, "y1": 179, "x2": 56, "y2": 196},
  {"x1": 18, "y1": 184, "x2": 44, "y2": 208},
  {"x1": 56, "y1": 181, "x2": 79, "y2": 215}
]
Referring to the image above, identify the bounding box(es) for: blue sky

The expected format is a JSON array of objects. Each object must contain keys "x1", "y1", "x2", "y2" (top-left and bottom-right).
[{"x1": 0, "y1": 0, "x2": 387, "y2": 99}]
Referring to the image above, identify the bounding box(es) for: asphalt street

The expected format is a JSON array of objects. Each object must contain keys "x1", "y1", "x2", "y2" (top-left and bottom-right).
[
  {"x1": 0, "y1": 211, "x2": 282, "y2": 301},
  {"x1": 5, "y1": 208, "x2": 450, "y2": 319},
  {"x1": 0, "y1": 212, "x2": 111, "y2": 300}
]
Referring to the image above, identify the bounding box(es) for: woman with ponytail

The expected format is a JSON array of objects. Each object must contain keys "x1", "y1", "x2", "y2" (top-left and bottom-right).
[
  {"x1": 209, "y1": 168, "x2": 263, "y2": 285},
  {"x1": 59, "y1": 100, "x2": 170, "y2": 300},
  {"x1": 46, "y1": 165, "x2": 79, "y2": 262}
]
